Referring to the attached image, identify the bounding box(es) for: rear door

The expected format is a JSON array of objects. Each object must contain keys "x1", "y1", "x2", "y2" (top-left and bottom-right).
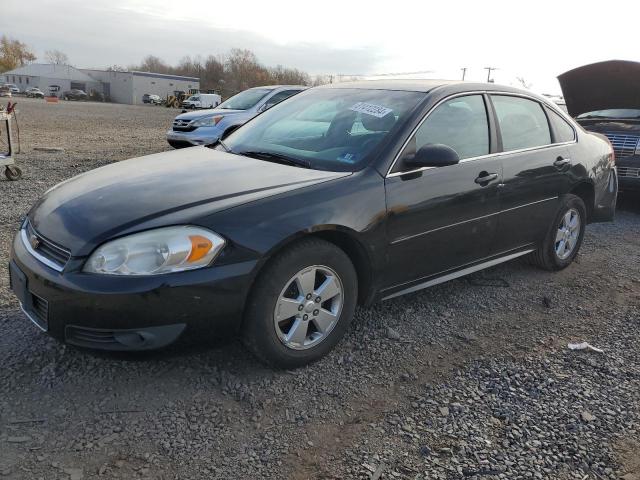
[
  {"x1": 383, "y1": 94, "x2": 502, "y2": 289},
  {"x1": 489, "y1": 95, "x2": 575, "y2": 254}
]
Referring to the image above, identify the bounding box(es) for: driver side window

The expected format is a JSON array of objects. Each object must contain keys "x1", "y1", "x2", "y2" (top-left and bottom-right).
[{"x1": 402, "y1": 95, "x2": 490, "y2": 166}]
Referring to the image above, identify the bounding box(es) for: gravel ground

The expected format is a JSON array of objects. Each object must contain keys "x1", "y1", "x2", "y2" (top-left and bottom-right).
[{"x1": 0, "y1": 97, "x2": 639, "y2": 480}]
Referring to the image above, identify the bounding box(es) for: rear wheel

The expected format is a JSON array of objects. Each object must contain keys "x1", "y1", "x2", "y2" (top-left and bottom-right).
[
  {"x1": 528, "y1": 194, "x2": 586, "y2": 270},
  {"x1": 243, "y1": 238, "x2": 357, "y2": 369}
]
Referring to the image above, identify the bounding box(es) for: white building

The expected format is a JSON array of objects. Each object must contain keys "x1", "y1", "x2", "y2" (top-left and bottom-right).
[
  {"x1": 3, "y1": 64, "x2": 102, "y2": 98},
  {"x1": 2, "y1": 64, "x2": 200, "y2": 105},
  {"x1": 81, "y1": 69, "x2": 199, "y2": 105}
]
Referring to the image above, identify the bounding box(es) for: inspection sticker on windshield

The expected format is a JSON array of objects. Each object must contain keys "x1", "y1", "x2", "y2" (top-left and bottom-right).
[{"x1": 349, "y1": 102, "x2": 393, "y2": 118}]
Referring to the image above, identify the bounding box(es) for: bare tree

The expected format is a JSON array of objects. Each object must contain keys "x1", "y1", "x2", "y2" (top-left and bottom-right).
[
  {"x1": 45, "y1": 49, "x2": 69, "y2": 65},
  {"x1": 0, "y1": 36, "x2": 36, "y2": 72},
  {"x1": 129, "y1": 48, "x2": 311, "y2": 98}
]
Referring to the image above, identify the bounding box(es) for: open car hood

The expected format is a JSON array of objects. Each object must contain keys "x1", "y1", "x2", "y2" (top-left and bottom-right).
[{"x1": 558, "y1": 60, "x2": 640, "y2": 117}]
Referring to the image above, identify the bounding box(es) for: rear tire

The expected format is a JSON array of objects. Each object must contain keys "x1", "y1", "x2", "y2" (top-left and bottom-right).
[
  {"x1": 528, "y1": 194, "x2": 586, "y2": 271},
  {"x1": 243, "y1": 238, "x2": 357, "y2": 369}
]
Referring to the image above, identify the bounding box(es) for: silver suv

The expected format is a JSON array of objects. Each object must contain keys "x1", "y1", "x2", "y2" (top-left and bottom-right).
[{"x1": 166, "y1": 85, "x2": 306, "y2": 148}]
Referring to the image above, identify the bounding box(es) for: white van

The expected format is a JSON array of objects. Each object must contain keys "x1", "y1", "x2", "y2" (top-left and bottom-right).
[{"x1": 182, "y1": 93, "x2": 222, "y2": 109}]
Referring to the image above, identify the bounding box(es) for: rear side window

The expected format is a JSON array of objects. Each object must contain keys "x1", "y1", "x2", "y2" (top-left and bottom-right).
[
  {"x1": 406, "y1": 95, "x2": 489, "y2": 161},
  {"x1": 547, "y1": 108, "x2": 575, "y2": 143},
  {"x1": 491, "y1": 95, "x2": 551, "y2": 151}
]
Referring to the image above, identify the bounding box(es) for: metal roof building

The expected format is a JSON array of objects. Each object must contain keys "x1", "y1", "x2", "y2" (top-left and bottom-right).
[{"x1": 2, "y1": 64, "x2": 200, "y2": 105}]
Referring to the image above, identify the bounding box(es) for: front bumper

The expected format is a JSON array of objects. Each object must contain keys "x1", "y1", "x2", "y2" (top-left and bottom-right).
[
  {"x1": 9, "y1": 229, "x2": 256, "y2": 351},
  {"x1": 166, "y1": 127, "x2": 220, "y2": 147}
]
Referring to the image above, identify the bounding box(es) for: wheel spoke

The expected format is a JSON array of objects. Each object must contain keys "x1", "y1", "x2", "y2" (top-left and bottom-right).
[
  {"x1": 564, "y1": 237, "x2": 573, "y2": 253},
  {"x1": 295, "y1": 269, "x2": 316, "y2": 297},
  {"x1": 556, "y1": 239, "x2": 565, "y2": 255},
  {"x1": 285, "y1": 318, "x2": 309, "y2": 346},
  {"x1": 276, "y1": 298, "x2": 301, "y2": 321},
  {"x1": 555, "y1": 228, "x2": 565, "y2": 243},
  {"x1": 569, "y1": 214, "x2": 579, "y2": 230},
  {"x1": 315, "y1": 275, "x2": 340, "y2": 301},
  {"x1": 563, "y1": 211, "x2": 572, "y2": 227},
  {"x1": 313, "y1": 309, "x2": 337, "y2": 333}
]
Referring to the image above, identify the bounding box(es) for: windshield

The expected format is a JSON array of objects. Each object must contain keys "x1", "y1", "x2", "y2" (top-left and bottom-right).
[
  {"x1": 218, "y1": 88, "x2": 273, "y2": 110},
  {"x1": 222, "y1": 87, "x2": 425, "y2": 172},
  {"x1": 578, "y1": 109, "x2": 640, "y2": 119},
  {"x1": 188, "y1": 96, "x2": 199, "y2": 101}
]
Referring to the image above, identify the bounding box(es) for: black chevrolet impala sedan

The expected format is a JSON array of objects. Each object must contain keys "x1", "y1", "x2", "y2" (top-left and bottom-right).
[{"x1": 9, "y1": 81, "x2": 617, "y2": 367}]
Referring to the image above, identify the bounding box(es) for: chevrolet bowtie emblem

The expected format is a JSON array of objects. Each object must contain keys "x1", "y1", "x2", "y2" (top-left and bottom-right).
[{"x1": 29, "y1": 233, "x2": 40, "y2": 250}]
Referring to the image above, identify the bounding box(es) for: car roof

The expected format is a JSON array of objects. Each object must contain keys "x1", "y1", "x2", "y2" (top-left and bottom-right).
[
  {"x1": 249, "y1": 85, "x2": 308, "y2": 90},
  {"x1": 316, "y1": 79, "x2": 531, "y2": 95}
]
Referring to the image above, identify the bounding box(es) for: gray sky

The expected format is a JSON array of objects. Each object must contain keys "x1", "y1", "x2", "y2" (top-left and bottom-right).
[{"x1": 3, "y1": 0, "x2": 640, "y2": 94}]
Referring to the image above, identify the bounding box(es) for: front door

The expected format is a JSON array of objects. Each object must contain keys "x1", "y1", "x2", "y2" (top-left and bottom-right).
[{"x1": 383, "y1": 94, "x2": 502, "y2": 290}]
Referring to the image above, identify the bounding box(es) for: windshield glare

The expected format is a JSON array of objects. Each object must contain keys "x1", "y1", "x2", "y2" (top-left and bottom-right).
[
  {"x1": 578, "y1": 109, "x2": 640, "y2": 119},
  {"x1": 218, "y1": 88, "x2": 273, "y2": 110},
  {"x1": 222, "y1": 88, "x2": 424, "y2": 172}
]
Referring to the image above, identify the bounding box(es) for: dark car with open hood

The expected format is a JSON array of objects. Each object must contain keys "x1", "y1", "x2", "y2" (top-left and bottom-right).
[
  {"x1": 9, "y1": 80, "x2": 618, "y2": 368},
  {"x1": 559, "y1": 60, "x2": 640, "y2": 192}
]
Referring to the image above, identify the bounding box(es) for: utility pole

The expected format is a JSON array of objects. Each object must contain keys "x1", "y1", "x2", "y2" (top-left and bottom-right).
[
  {"x1": 484, "y1": 67, "x2": 497, "y2": 83},
  {"x1": 461, "y1": 67, "x2": 467, "y2": 81}
]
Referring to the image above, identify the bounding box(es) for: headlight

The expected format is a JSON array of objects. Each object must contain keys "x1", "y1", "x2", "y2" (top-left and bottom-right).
[
  {"x1": 192, "y1": 115, "x2": 224, "y2": 127},
  {"x1": 84, "y1": 226, "x2": 225, "y2": 275}
]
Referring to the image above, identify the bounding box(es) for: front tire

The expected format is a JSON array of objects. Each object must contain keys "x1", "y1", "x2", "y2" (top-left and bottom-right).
[
  {"x1": 529, "y1": 194, "x2": 586, "y2": 271},
  {"x1": 243, "y1": 238, "x2": 358, "y2": 369}
]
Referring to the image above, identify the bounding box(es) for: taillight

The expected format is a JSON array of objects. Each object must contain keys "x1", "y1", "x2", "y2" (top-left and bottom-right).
[{"x1": 604, "y1": 137, "x2": 615, "y2": 165}]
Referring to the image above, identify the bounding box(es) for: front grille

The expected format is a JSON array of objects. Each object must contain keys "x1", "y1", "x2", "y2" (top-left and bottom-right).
[
  {"x1": 618, "y1": 166, "x2": 640, "y2": 178},
  {"x1": 24, "y1": 221, "x2": 71, "y2": 270},
  {"x1": 172, "y1": 119, "x2": 195, "y2": 132},
  {"x1": 603, "y1": 132, "x2": 640, "y2": 158},
  {"x1": 30, "y1": 293, "x2": 49, "y2": 326}
]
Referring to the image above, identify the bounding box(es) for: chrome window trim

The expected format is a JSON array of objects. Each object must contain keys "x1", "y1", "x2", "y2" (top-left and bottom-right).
[
  {"x1": 20, "y1": 227, "x2": 65, "y2": 272},
  {"x1": 386, "y1": 90, "x2": 578, "y2": 178}
]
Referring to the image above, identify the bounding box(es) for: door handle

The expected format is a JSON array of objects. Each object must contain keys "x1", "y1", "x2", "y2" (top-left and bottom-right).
[
  {"x1": 475, "y1": 172, "x2": 499, "y2": 185},
  {"x1": 554, "y1": 157, "x2": 571, "y2": 168}
]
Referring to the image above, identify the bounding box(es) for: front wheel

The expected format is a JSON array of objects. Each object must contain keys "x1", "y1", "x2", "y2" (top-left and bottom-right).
[
  {"x1": 528, "y1": 194, "x2": 586, "y2": 271},
  {"x1": 243, "y1": 238, "x2": 358, "y2": 369}
]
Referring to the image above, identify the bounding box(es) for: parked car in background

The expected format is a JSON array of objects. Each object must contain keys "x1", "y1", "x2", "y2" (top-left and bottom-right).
[
  {"x1": 142, "y1": 93, "x2": 161, "y2": 104},
  {"x1": 11, "y1": 81, "x2": 617, "y2": 367},
  {"x1": 62, "y1": 89, "x2": 88, "y2": 101},
  {"x1": 559, "y1": 60, "x2": 640, "y2": 192},
  {"x1": 182, "y1": 93, "x2": 222, "y2": 109},
  {"x1": 0, "y1": 86, "x2": 11, "y2": 97},
  {"x1": 166, "y1": 85, "x2": 306, "y2": 148},
  {"x1": 25, "y1": 87, "x2": 45, "y2": 98},
  {"x1": 3, "y1": 84, "x2": 20, "y2": 95}
]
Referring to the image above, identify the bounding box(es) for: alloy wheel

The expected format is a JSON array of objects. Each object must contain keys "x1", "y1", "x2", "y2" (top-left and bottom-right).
[
  {"x1": 273, "y1": 265, "x2": 343, "y2": 350},
  {"x1": 555, "y1": 208, "x2": 581, "y2": 260}
]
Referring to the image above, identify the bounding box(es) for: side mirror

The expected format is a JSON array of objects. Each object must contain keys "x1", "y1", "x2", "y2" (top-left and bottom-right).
[
  {"x1": 260, "y1": 102, "x2": 275, "y2": 112},
  {"x1": 404, "y1": 144, "x2": 460, "y2": 169}
]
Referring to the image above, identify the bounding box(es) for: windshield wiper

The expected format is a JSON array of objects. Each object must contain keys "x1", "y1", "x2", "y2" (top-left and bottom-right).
[{"x1": 236, "y1": 150, "x2": 311, "y2": 169}]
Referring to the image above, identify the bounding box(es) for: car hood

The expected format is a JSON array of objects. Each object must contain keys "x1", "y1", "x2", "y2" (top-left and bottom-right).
[
  {"x1": 558, "y1": 60, "x2": 640, "y2": 117},
  {"x1": 30, "y1": 147, "x2": 350, "y2": 256},
  {"x1": 175, "y1": 108, "x2": 245, "y2": 121}
]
